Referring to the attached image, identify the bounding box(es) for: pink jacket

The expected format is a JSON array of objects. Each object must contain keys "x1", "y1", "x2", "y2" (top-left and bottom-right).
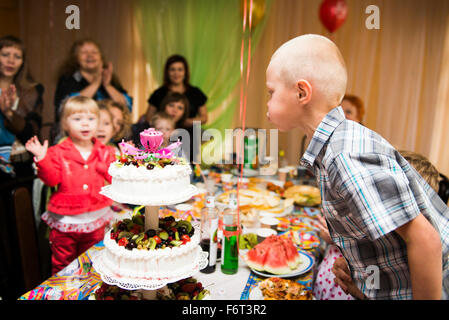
[{"x1": 36, "y1": 137, "x2": 116, "y2": 215}]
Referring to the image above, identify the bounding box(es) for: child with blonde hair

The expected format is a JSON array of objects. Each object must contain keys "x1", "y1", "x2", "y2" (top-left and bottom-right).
[
  {"x1": 96, "y1": 101, "x2": 119, "y2": 154},
  {"x1": 151, "y1": 112, "x2": 176, "y2": 148},
  {"x1": 25, "y1": 96, "x2": 116, "y2": 274}
]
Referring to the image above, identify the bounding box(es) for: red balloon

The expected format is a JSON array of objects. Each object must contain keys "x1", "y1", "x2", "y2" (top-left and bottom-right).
[{"x1": 319, "y1": 0, "x2": 348, "y2": 33}]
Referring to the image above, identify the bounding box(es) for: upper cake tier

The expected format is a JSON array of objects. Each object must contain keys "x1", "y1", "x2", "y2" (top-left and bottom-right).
[{"x1": 100, "y1": 128, "x2": 197, "y2": 206}]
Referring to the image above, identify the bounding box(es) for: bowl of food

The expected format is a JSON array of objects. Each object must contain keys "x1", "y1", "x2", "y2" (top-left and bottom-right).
[{"x1": 255, "y1": 228, "x2": 277, "y2": 243}]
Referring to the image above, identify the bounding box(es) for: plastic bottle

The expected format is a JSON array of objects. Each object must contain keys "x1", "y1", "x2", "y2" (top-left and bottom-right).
[
  {"x1": 200, "y1": 195, "x2": 219, "y2": 273},
  {"x1": 220, "y1": 194, "x2": 239, "y2": 274}
]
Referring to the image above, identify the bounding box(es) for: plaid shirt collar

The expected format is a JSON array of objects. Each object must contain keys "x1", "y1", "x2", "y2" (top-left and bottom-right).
[{"x1": 300, "y1": 106, "x2": 346, "y2": 167}]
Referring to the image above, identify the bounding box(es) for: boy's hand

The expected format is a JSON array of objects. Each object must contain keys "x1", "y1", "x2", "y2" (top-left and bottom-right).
[
  {"x1": 25, "y1": 136, "x2": 48, "y2": 162},
  {"x1": 332, "y1": 257, "x2": 367, "y2": 300}
]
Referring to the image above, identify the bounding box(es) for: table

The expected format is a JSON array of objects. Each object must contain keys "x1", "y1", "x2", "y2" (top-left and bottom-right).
[{"x1": 19, "y1": 184, "x2": 324, "y2": 300}]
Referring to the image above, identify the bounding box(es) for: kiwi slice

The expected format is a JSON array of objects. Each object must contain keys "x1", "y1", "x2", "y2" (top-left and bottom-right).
[
  {"x1": 159, "y1": 231, "x2": 169, "y2": 241},
  {"x1": 118, "y1": 231, "x2": 133, "y2": 240},
  {"x1": 148, "y1": 238, "x2": 157, "y2": 250},
  {"x1": 132, "y1": 215, "x2": 144, "y2": 226},
  {"x1": 176, "y1": 220, "x2": 192, "y2": 233},
  {"x1": 170, "y1": 240, "x2": 183, "y2": 246},
  {"x1": 185, "y1": 278, "x2": 197, "y2": 284},
  {"x1": 135, "y1": 233, "x2": 145, "y2": 244}
]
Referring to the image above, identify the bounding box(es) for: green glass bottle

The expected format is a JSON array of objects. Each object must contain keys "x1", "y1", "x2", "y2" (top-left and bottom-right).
[{"x1": 221, "y1": 194, "x2": 239, "y2": 274}]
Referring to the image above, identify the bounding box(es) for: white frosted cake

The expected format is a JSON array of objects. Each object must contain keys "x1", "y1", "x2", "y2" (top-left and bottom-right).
[
  {"x1": 106, "y1": 162, "x2": 193, "y2": 205},
  {"x1": 100, "y1": 128, "x2": 197, "y2": 205},
  {"x1": 98, "y1": 225, "x2": 201, "y2": 280}
]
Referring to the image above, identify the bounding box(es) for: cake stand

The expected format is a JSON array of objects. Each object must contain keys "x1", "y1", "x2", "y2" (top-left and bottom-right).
[{"x1": 93, "y1": 184, "x2": 208, "y2": 300}]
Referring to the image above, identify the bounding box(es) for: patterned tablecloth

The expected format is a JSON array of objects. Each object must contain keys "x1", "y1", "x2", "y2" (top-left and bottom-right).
[
  {"x1": 240, "y1": 207, "x2": 324, "y2": 300},
  {"x1": 19, "y1": 198, "x2": 325, "y2": 300},
  {"x1": 20, "y1": 241, "x2": 105, "y2": 300}
]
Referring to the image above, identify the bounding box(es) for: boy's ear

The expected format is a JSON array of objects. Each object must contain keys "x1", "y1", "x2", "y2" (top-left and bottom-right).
[{"x1": 296, "y1": 79, "x2": 312, "y2": 104}]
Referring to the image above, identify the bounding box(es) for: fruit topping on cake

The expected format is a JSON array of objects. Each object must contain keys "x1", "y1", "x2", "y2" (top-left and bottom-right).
[
  {"x1": 110, "y1": 210, "x2": 195, "y2": 250},
  {"x1": 157, "y1": 277, "x2": 209, "y2": 300},
  {"x1": 93, "y1": 278, "x2": 209, "y2": 300},
  {"x1": 94, "y1": 282, "x2": 139, "y2": 300}
]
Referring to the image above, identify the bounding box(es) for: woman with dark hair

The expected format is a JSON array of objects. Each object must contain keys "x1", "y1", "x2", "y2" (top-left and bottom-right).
[
  {"x1": 0, "y1": 35, "x2": 44, "y2": 177},
  {"x1": 54, "y1": 39, "x2": 132, "y2": 124},
  {"x1": 132, "y1": 92, "x2": 190, "y2": 147},
  {"x1": 144, "y1": 54, "x2": 207, "y2": 162}
]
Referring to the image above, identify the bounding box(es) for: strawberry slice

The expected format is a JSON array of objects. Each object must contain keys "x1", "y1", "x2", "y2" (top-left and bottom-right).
[{"x1": 181, "y1": 283, "x2": 196, "y2": 293}]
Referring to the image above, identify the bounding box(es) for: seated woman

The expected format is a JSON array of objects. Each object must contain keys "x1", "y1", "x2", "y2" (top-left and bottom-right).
[
  {"x1": 0, "y1": 35, "x2": 44, "y2": 178},
  {"x1": 53, "y1": 39, "x2": 132, "y2": 141},
  {"x1": 144, "y1": 55, "x2": 207, "y2": 163},
  {"x1": 132, "y1": 92, "x2": 189, "y2": 155}
]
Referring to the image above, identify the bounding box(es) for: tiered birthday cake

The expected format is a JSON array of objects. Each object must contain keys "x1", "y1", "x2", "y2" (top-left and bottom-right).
[{"x1": 93, "y1": 128, "x2": 206, "y2": 290}]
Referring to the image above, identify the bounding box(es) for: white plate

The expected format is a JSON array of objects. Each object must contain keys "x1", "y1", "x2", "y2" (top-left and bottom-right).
[
  {"x1": 231, "y1": 168, "x2": 259, "y2": 177},
  {"x1": 215, "y1": 188, "x2": 293, "y2": 217},
  {"x1": 258, "y1": 203, "x2": 293, "y2": 218},
  {"x1": 249, "y1": 252, "x2": 314, "y2": 278},
  {"x1": 249, "y1": 286, "x2": 264, "y2": 300}
]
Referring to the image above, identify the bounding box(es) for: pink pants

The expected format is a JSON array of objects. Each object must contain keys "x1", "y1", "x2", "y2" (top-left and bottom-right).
[{"x1": 49, "y1": 227, "x2": 104, "y2": 275}]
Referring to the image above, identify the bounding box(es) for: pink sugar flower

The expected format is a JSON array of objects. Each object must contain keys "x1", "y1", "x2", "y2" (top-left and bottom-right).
[{"x1": 140, "y1": 128, "x2": 163, "y2": 153}]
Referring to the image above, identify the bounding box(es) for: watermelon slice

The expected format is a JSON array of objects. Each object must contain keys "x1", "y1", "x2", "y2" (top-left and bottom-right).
[
  {"x1": 246, "y1": 235, "x2": 302, "y2": 274},
  {"x1": 246, "y1": 243, "x2": 270, "y2": 271},
  {"x1": 280, "y1": 237, "x2": 301, "y2": 269},
  {"x1": 263, "y1": 243, "x2": 291, "y2": 275},
  {"x1": 264, "y1": 235, "x2": 279, "y2": 244}
]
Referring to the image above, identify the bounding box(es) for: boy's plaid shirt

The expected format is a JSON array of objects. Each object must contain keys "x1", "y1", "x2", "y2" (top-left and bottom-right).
[{"x1": 301, "y1": 106, "x2": 449, "y2": 299}]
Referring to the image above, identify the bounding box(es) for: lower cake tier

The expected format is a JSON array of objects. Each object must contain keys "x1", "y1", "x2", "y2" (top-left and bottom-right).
[{"x1": 98, "y1": 227, "x2": 201, "y2": 280}]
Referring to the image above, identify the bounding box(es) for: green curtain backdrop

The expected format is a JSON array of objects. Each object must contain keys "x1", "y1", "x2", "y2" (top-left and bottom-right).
[{"x1": 135, "y1": 0, "x2": 272, "y2": 152}]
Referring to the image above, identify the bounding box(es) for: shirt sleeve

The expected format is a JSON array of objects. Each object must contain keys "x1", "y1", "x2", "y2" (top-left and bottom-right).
[
  {"x1": 95, "y1": 145, "x2": 117, "y2": 183},
  {"x1": 148, "y1": 87, "x2": 166, "y2": 111},
  {"x1": 194, "y1": 87, "x2": 207, "y2": 106},
  {"x1": 123, "y1": 93, "x2": 133, "y2": 112},
  {"x1": 35, "y1": 146, "x2": 62, "y2": 187},
  {"x1": 333, "y1": 152, "x2": 421, "y2": 241}
]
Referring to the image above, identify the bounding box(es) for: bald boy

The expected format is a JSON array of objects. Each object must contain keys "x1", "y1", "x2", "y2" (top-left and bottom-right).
[{"x1": 266, "y1": 34, "x2": 449, "y2": 300}]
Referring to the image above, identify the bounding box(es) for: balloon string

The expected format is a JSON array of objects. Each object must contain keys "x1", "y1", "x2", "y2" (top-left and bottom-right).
[
  {"x1": 239, "y1": 0, "x2": 247, "y2": 121},
  {"x1": 237, "y1": 0, "x2": 254, "y2": 248},
  {"x1": 239, "y1": 38, "x2": 244, "y2": 120}
]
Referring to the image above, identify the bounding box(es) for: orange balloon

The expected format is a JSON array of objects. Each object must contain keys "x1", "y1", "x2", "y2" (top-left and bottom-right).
[{"x1": 240, "y1": 0, "x2": 266, "y2": 30}]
